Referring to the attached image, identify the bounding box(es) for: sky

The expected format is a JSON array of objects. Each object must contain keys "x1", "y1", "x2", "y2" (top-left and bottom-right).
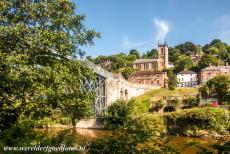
[{"x1": 74, "y1": 0, "x2": 230, "y2": 57}]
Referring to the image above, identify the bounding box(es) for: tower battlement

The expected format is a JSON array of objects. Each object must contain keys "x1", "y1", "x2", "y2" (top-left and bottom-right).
[{"x1": 157, "y1": 42, "x2": 169, "y2": 70}]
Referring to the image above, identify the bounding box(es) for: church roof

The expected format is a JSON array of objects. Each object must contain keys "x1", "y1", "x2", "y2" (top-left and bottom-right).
[
  {"x1": 130, "y1": 70, "x2": 165, "y2": 77},
  {"x1": 133, "y1": 59, "x2": 158, "y2": 64}
]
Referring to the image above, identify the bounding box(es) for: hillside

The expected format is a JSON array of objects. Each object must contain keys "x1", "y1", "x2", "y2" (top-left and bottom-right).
[{"x1": 129, "y1": 88, "x2": 199, "y2": 116}]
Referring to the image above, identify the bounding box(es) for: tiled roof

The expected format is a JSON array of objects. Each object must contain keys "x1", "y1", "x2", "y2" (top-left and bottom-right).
[
  {"x1": 201, "y1": 66, "x2": 230, "y2": 71},
  {"x1": 133, "y1": 59, "x2": 158, "y2": 64},
  {"x1": 178, "y1": 70, "x2": 196, "y2": 74},
  {"x1": 130, "y1": 70, "x2": 165, "y2": 77}
]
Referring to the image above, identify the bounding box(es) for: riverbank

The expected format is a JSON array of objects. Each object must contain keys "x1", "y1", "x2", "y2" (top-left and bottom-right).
[{"x1": 32, "y1": 127, "x2": 229, "y2": 154}]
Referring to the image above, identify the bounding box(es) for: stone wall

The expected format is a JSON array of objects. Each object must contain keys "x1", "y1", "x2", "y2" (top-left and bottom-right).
[{"x1": 106, "y1": 74, "x2": 160, "y2": 107}]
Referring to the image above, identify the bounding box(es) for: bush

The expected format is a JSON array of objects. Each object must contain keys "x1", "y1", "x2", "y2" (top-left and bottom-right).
[
  {"x1": 88, "y1": 115, "x2": 176, "y2": 154},
  {"x1": 151, "y1": 100, "x2": 166, "y2": 112},
  {"x1": 164, "y1": 107, "x2": 230, "y2": 137},
  {"x1": 182, "y1": 97, "x2": 199, "y2": 109},
  {"x1": 103, "y1": 100, "x2": 128, "y2": 129}
]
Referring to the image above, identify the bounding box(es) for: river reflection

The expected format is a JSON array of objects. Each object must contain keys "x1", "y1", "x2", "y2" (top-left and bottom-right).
[{"x1": 35, "y1": 128, "x2": 227, "y2": 154}]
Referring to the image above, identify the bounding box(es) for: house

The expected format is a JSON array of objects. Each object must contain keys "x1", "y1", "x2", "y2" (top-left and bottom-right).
[
  {"x1": 199, "y1": 65, "x2": 230, "y2": 83},
  {"x1": 177, "y1": 70, "x2": 198, "y2": 87},
  {"x1": 189, "y1": 53, "x2": 202, "y2": 64},
  {"x1": 128, "y1": 70, "x2": 167, "y2": 87},
  {"x1": 99, "y1": 60, "x2": 111, "y2": 70}
]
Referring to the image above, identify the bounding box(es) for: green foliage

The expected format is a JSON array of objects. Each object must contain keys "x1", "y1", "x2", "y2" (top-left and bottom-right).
[
  {"x1": 129, "y1": 49, "x2": 141, "y2": 59},
  {"x1": 199, "y1": 75, "x2": 230, "y2": 104},
  {"x1": 129, "y1": 88, "x2": 199, "y2": 116},
  {"x1": 166, "y1": 98, "x2": 180, "y2": 109},
  {"x1": 121, "y1": 67, "x2": 137, "y2": 80},
  {"x1": 175, "y1": 41, "x2": 197, "y2": 54},
  {"x1": 166, "y1": 69, "x2": 178, "y2": 90},
  {"x1": 88, "y1": 117, "x2": 177, "y2": 154},
  {"x1": 128, "y1": 95, "x2": 152, "y2": 116},
  {"x1": 198, "y1": 54, "x2": 220, "y2": 69},
  {"x1": 164, "y1": 107, "x2": 230, "y2": 137},
  {"x1": 142, "y1": 48, "x2": 158, "y2": 59},
  {"x1": 0, "y1": 0, "x2": 99, "y2": 128},
  {"x1": 182, "y1": 96, "x2": 199, "y2": 108},
  {"x1": 155, "y1": 100, "x2": 165, "y2": 110},
  {"x1": 103, "y1": 100, "x2": 129, "y2": 129},
  {"x1": 0, "y1": 124, "x2": 82, "y2": 153},
  {"x1": 90, "y1": 53, "x2": 136, "y2": 72},
  {"x1": 197, "y1": 140, "x2": 230, "y2": 154},
  {"x1": 174, "y1": 55, "x2": 194, "y2": 73}
]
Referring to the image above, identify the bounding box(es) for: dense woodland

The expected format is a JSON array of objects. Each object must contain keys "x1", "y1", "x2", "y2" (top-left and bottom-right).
[{"x1": 87, "y1": 39, "x2": 230, "y2": 78}]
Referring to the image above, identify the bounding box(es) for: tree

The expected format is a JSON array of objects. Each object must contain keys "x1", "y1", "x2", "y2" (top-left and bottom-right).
[
  {"x1": 103, "y1": 100, "x2": 128, "y2": 129},
  {"x1": 203, "y1": 39, "x2": 228, "y2": 59},
  {"x1": 121, "y1": 67, "x2": 136, "y2": 80},
  {"x1": 199, "y1": 75, "x2": 230, "y2": 104},
  {"x1": 175, "y1": 41, "x2": 197, "y2": 54},
  {"x1": 166, "y1": 69, "x2": 178, "y2": 90},
  {"x1": 174, "y1": 55, "x2": 194, "y2": 73},
  {"x1": 145, "y1": 49, "x2": 158, "y2": 58},
  {"x1": 129, "y1": 49, "x2": 140, "y2": 59},
  {"x1": 0, "y1": 0, "x2": 100, "y2": 127},
  {"x1": 199, "y1": 54, "x2": 220, "y2": 69}
]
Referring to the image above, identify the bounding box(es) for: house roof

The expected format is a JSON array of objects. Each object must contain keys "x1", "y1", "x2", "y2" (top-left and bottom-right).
[
  {"x1": 133, "y1": 59, "x2": 158, "y2": 64},
  {"x1": 130, "y1": 70, "x2": 165, "y2": 77},
  {"x1": 201, "y1": 65, "x2": 230, "y2": 71},
  {"x1": 178, "y1": 70, "x2": 196, "y2": 74}
]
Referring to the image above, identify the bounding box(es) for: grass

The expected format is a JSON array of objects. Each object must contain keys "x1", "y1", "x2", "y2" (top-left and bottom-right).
[{"x1": 128, "y1": 88, "x2": 199, "y2": 116}]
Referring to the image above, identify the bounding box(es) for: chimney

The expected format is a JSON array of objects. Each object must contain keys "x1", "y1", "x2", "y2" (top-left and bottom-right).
[
  {"x1": 209, "y1": 63, "x2": 212, "y2": 67},
  {"x1": 225, "y1": 61, "x2": 228, "y2": 66}
]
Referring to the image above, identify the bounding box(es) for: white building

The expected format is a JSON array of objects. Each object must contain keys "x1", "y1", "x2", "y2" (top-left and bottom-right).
[{"x1": 177, "y1": 70, "x2": 198, "y2": 87}]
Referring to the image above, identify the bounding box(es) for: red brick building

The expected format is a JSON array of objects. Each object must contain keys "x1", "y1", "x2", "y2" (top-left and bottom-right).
[
  {"x1": 199, "y1": 65, "x2": 230, "y2": 83},
  {"x1": 128, "y1": 70, "x2": 167, "y2": 87}
]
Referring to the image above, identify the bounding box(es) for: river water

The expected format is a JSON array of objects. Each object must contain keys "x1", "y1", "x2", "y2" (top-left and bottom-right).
[{"x1": 35, "y1": 128, "x2": 228, "y2": 154}]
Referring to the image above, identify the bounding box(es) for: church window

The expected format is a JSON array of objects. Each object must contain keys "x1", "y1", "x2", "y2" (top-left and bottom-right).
[
  {"x1": 137, "y1": 64, "x2": 141, "y2": 69},
  {"x1": 151, "y1": 63, "x2": 156, "y2": 69},
  {"x1": 144, "y1": 63, "x2": 149, "y2": 70}
]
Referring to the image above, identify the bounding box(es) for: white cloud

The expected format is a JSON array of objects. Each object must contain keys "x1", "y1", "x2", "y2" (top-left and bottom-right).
[
  {"x1": 215, "y1": 15, "x2": 230, "y2": 44},
  {"x1": 154, "y1": 18, "x2": 170, "y2": 42},
  {"x1": 122, "y1": 34, "x2": 146, "y2": 49}
]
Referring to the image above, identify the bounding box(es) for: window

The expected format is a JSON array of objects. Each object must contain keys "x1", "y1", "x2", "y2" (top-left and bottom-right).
[
  {"x1": 181, "y1": 78, "x2": 184, "y2": 81},
  {"x1": 151, "y1": 63, "x2": 156, "y2": 69},
  {"x1": 137, "y1": 64, "x2": 141, "y2": 69},
  {"x1": 161, "y1": 48, "x2": 164, "y2": 55},
  {"x1": 157, "y1": 80, "x2": 160, "y2": 85},
  {"x1": 144, "y1": 63, "x2": 149, "y2": 70}
]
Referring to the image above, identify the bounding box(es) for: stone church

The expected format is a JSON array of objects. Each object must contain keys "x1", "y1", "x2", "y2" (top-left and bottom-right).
[{"x1": 128, "y1": 42, "x2": 169, "y2": 87}]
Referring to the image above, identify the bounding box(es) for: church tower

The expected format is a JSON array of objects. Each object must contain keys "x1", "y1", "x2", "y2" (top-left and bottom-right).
[{"x1": 158, "y1": 42, "x2": 168, "y2": 70}]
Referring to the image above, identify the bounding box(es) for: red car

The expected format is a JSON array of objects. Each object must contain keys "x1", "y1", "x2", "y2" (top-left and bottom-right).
[{"x1": 211, "y1": 101, "x2": 218, "y2": 107}]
